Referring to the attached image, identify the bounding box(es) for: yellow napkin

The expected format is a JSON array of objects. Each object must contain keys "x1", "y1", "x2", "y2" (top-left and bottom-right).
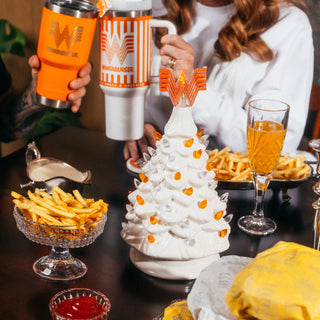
[
  {"x1": 162, "y1": 300, "x2": 194, "y2": 320},
  {"x1": 225, "y1": 241, "x2": 320, "y2": 320}
]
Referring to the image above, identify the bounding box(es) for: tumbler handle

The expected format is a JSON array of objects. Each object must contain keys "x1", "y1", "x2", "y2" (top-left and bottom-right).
[{"x1": 149, "y1": 19, "x2": 177, "y2": 36}]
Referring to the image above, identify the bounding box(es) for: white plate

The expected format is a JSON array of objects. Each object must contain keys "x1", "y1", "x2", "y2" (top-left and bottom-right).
[
  {"x1": 126, "y1": 158, "x2": 143, "y2": 174},
  {"x1": 187, "y1": 255, "x2": 252, "y2": 320}
]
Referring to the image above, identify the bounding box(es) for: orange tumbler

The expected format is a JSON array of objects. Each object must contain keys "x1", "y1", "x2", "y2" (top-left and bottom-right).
[{"x1": 37, "y1": 0, "x2": 98, "y2": 108}]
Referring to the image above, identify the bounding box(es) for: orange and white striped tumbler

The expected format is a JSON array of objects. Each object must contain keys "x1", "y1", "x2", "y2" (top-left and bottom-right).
[{"x1": 99, "y1": 0, "x2": 176, "y2": 140}]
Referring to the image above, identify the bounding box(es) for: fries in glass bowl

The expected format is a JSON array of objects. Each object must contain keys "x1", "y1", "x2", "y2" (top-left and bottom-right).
[{"x1": 12, "y1": 186, "x2": 108, "y2": 281}]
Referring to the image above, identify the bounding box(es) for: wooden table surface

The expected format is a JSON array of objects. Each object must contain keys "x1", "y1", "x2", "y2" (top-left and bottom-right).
[{"x1": 0, "y1": 126, "x2": 316, "y2": 320}]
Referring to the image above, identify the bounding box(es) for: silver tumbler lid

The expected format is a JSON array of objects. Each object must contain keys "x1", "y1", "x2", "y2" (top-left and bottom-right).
[
  {"x1": 45, "y1": 0, "x2": 98, "y2": 19},
  {"x1": 109, "y1": 0, "x2": 151, "y2": 11}
]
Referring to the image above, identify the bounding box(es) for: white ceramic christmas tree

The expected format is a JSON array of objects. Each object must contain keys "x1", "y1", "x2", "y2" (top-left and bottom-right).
[{"x1": 121, "y1": 69, "x2": 232, "y2": 280}]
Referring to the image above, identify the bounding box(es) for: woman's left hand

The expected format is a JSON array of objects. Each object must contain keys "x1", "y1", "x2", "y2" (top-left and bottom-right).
[
  {"x1": 28, "y1": 54, "x2": 92, "y2": 113},
  {"x1": 159, "y1": 34, "x2": 194, "y2": 80}
]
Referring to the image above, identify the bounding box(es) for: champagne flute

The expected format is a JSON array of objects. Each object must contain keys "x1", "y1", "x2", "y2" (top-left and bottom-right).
[{"x1": 238, "y1": 99, "x2": 290, "y2": 235}]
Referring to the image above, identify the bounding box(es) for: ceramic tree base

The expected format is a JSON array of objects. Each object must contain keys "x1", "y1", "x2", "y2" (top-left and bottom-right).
[{"x1": 129, "y1": 248, "x2": 219, "y2": 280}]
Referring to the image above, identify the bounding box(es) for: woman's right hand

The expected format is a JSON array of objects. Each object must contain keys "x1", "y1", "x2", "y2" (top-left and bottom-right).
[
  {"x1": 123, "y1": 123, "x2": 158, "y2": 160},
  {"x1": 159, "y1": 34, "x2": 194, "y2": 80}
]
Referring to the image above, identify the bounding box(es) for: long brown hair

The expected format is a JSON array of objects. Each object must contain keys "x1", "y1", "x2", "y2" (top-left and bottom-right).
[
  {"x1": 154, "y1": 0, "x2": 196, "y2": 49},
  {"x1": 156, "y1": 0, "x2": 308, "y2": 62}
]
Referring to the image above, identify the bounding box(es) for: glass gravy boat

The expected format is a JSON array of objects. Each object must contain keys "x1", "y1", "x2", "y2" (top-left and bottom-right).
[{"x1": 22, "y1": 141, "x2": 91, "y2": 193}]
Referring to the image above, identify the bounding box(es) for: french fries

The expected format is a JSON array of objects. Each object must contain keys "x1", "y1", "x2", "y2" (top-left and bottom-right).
[
  {"x1": 207, "y1": 147, "x2": 310, "y2": 182},
  {"x1": 12, "y1": 186, "x2": 108, "y2": 227}
]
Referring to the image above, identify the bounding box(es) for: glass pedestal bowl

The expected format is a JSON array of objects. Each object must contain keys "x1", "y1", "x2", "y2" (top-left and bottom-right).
[
  {"x1": 13, "y1": 205, "x2": 107, "y2": 281},
  {"x1": 49, "y1": 288, "x2": 111, "y2": 320}
]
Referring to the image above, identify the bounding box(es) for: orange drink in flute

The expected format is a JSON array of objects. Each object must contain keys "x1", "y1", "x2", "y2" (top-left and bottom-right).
[
  {"x1": 247, "y1": 121, "x2": 287, "y2": 176},
  {"x1": 238, "y1": 99, "x2": 290, "y2": 236}
]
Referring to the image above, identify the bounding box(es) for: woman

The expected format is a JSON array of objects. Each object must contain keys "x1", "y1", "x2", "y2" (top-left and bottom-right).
[{"x1": 123, "y1": 0, "x2": 314, "y2": 160}]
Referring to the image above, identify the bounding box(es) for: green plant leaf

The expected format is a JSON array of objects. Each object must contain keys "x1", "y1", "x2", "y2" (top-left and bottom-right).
[
  {"x1": 25, "y1": 109, "x2": 83, "y2": 140},
  {"x1": 0, "y1": 19, "x2": 26, "y2": 60}
]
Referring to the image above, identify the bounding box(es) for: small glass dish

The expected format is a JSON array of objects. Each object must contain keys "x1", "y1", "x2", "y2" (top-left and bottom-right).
[
  {"x1": 49, "y1": 288, "x2": 111, "y2": 320},
  {"x1": 13, "y1": 205, "x2": 108, "y2": 281}
]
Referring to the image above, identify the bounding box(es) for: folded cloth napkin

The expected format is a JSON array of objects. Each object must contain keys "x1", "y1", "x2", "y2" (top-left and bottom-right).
[
  {"x1": 225, "y1": 241, "x2": 320, "y2": 320},
  {"x1": 187, "y1": 255, "x2": 252, "y2": 320}
]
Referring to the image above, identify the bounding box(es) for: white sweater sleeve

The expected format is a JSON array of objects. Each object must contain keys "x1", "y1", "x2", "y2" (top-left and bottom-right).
[{"x1": 191, "y1": 6, "x2": 314, "y2": 154}]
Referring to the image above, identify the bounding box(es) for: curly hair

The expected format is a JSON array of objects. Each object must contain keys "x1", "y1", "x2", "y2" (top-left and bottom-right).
[
  {"x1": 156, "y1": 0, "x2": 308, "y2": 62},
  {"x1": 154, "y1": 0, "x2": 196, "y2": 49}
]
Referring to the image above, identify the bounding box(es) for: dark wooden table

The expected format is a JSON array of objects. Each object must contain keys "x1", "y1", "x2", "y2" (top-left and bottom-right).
[{"x1": 0, "y1": 126, "x2": 317, "y2": 320}]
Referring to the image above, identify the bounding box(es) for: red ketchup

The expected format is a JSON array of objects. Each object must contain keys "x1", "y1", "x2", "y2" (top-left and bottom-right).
[{"x1": 54, "y1": 296, "x2": 104, "y2": 319}]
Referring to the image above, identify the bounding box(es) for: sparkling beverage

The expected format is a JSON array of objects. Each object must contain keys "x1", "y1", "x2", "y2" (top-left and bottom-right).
[{"x1": 247, "y1": 120, "x2": 286, "y2": 175}]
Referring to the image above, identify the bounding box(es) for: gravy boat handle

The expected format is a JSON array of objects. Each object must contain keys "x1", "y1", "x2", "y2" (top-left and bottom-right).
[{"x1": 26, "y1": 141, "x2": 41, "y2": 166}]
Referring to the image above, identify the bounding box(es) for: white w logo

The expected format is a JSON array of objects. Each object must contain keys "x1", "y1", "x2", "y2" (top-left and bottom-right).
[{"x1": 101, "y1": 34, "x2": 134, "y2": 65}]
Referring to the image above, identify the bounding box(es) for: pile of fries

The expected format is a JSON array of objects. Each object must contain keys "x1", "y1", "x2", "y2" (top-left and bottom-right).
[
  {"x1": 207, "y1": 147, "x2": 310, "y2": 182},
  {"x1": 12, "y1": 186, "x2": 108, "y2": 228}
]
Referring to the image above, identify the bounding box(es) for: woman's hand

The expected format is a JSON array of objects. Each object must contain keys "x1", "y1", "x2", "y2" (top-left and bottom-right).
[
  {"x1": 28, "y1": 55, "x2": 92, "y2": 113},
  {"x1": 159, "y1": 34, "x2": 194, "y2": 80},
  {"x1": 123, "y1": 123, "x2": 157, "y2": 160}
]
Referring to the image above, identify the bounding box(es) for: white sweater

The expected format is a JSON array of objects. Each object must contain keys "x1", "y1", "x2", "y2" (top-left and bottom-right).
[{"x1": 147, "y1": 2, "x2": 314, "y2": 155}]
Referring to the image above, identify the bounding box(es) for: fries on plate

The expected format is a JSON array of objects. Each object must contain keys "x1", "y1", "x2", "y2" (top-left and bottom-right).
[{"x1": 207, "y1": 147, "x2": 310, "y2": 182}]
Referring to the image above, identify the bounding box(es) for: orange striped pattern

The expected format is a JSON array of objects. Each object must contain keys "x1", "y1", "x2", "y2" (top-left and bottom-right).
[{"x1": 99, "y1": 15, "x2": 151, "y2": 88}]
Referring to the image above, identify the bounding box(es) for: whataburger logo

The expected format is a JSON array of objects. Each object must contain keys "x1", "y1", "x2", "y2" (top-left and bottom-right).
[
  {"x1": 101, "y1": 33, "x2": 134, "y2": 65},
  {"x1": 48, "y1": 21, "x2": 83, "y2": 56}
]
